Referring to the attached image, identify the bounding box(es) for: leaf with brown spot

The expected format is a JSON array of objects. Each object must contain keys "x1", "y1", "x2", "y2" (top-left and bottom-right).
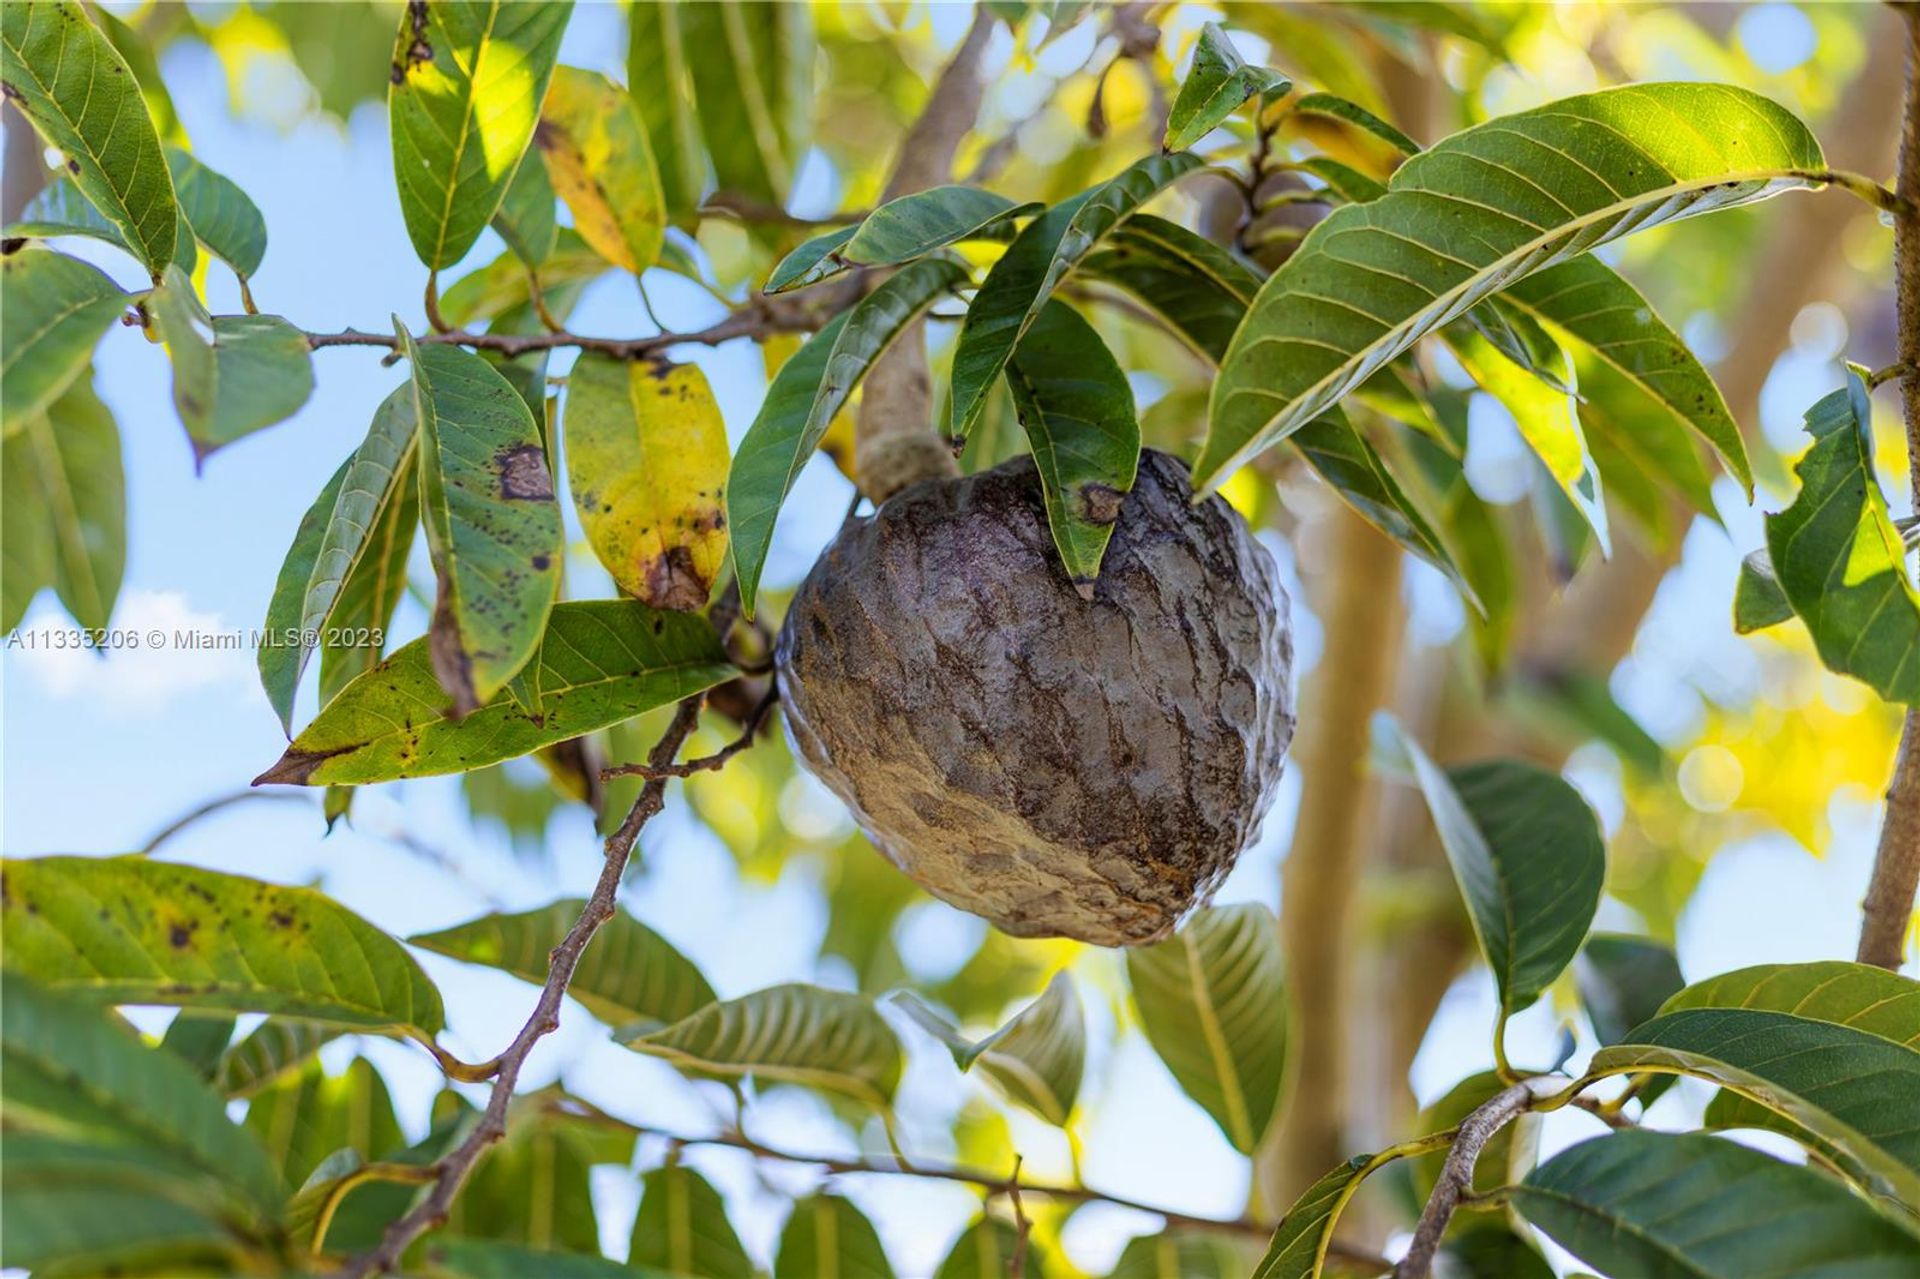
[
  {"x1": 397, "y1": 322, "x2": 563, "y2": 715},
  {"x1": 534, "y1": 65, "x2": 664, "y2": 274},
  {"x1": 564, "y1": 354, "x2": 729, "y2": 611},
  {"x1": 0, "y1": 856, "x2": 445, "y2": 1042}
]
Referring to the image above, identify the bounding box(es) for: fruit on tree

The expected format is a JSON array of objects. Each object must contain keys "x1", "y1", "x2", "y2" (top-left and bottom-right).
[{"x1": 776, "y1": 449, "x2": 1295, "y2": 947}]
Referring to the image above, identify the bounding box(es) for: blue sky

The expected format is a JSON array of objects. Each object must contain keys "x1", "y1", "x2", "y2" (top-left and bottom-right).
[{"x1": 1, "y1": 4, "x2": 1906, "y2": 1274}]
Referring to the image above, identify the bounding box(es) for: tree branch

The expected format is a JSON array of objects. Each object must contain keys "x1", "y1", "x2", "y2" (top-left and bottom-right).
[
  {"x1": 305, "y1": 296, "x2": 827, "y2": 361},
  {"x1": 1392, "y1": 1080, "x2": 1550, "y2": 1279},
  {"x1": 601, "y1": 685, "x2": 778, "y2": 781},
  {"x1": 1859, "y1": 6, "x2": 1920, "y2": 972}
]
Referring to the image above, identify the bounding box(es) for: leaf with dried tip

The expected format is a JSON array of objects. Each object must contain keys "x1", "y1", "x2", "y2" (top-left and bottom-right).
[
  {"x1": 1, "y1": 855, "x2": 446, "y2": 1040},
  {"x1": 2, "y1": 371, "x2": 123, "y2": 633},
  {"x1": 1128, "y1": 903, "x2": 1289, "y2": 1155},
  {"x1": 1164, "y1": 23, "x2": 1289, "y2": 152},
  {"x1": 566, "y1": 355, "x2": 729, "y2": 611},
  {"x1": 622, "y1": 983, "x2": 903, "y2": 1113},
  {"x1": 1517, "y1": 1131, "x2": 1920, "y2": 1279},
  {"x1": 1004, "y1": 300, "x2": 1140, "y2": 593},
  {"x1": 896, "y1": 972, "x2": 1086, "y2": 1126},
  {"x1": 535, "y1": 65, "x2": 664, "y2": 273},
  {"x1": 774, "y1": 1195, "x2": 895, "y2": 1279},
  {"x1": 628, "y1": 1164, "x2": 755, "y2": 1279},
  {"x1": 255, "y1": 600, "x2": 733, "y2": 786},
  {"x1": 0, "y1": 0, "x2": 179, "y2": 277},
  {"x1": 1763, "y1": 368, "x2": 1920, "y2": 704},
  {"x1": 1201, "y1": 83, "x2": 1825, "y2": 491},
  {"x1": 411, "y1": 899, "x2": 715, "y2": 1033},
  {"x1": 387, "y1": 0, "x2": 571, "y2": 269},
  {"x1": 396, "y1": 322, "x2": 563, "y2": 715},
  {"x1": 1373, "y1": 716, "x2": 1604, "y2": 1021},
  {"x1": 1, "y1": 249, "x2": 127, "y2": 435}
]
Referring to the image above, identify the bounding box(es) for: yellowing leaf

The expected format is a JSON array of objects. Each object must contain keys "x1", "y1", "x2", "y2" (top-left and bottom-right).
[
  {"x1": 564, "y1": 355, "x2": 728, "y2": 611},
  {"x1": 535, "y1": 66, "x2": 664, "y2": 273}
]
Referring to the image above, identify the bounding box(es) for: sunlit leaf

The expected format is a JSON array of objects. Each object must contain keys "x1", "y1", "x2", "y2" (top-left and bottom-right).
[
  {"x1": 1, "y1": 855, "x2": 446, "y2": 1040},
  {"x1": 1127, "y1": 903, "x2": 1289, "y2": 1155},
  {"x1": 165, "y1": 146, "x2": 267, "y2": 284},
  {"x1": 628, "y1": 1164, "x2": 754, "y2": 1279},
  {"x1": 1373, "y1": 717, "x2": 1604, "y2": 1021},
  {"x1": 766, "y1": 186, "x2": 1034, "y2": 293},
  {"x1": 0, "y1": 0, "x2": 178, "y2": 277},
  {"x1": 411, "y1": 899, "x2": 715, "y2": 1033},
  {"x1": 1761, "y1": 368, "x2": 1920, "y2": 704},
  {"x1": 388, "y1": 0, "x2": 571, "y2": 270},
  {"x1": 0, "y1": 370, "x2": 123, "y2": 632},
  {"x1": 0, "y1": 970, "x2": 284, "y2": 1211},
  {"x1": 1164, "y1": 23, "x2": 1288, "y2": 152},
  {"x1": 897, "y1": 972, "x2": 1086, "y2": 1127},
  {"x1": 218, "y1": 1018, "x2": 345, "y2": 1099},
  {"x1": 396, "y1": 324, "x2": 563, "y2": 714},
  {"x1": 565, "y1": 355, "x2": 729, "y2": 610},
  {"x1": 1005, "y1": 300, "x2": 1140, "y2": 591},
  {"x1": 0, "y1": 248, "x2": 126, "y2": 433},
  {"x1": 774, "y1": 1194, "x2": 895, "y2": 1279},
  {"x1": 1289, "y1": 91, "x2": 1420, "y2": 157},
  {"x1": 535, "y1": 65, "x2": 664, "y2": 274},
  {"x1": 242, "y1": 1056, "x2": 404, "y2": 1189},
  {"x1": 950, "y1": 153, "x2": 1202, "y2": 444},
  {"x1": 149, "y1": 266, "x2": 314, "y2": 461},
  {"x1": 440, "y1": 230, "x2": 611, "y2": 327},
  {"x1": 255, "y1": 600, "x2": 733, "y2": 785},
  {"x1": 1201, "y1": 84, "x2": 1825, "y2": 491},
  {"x1": 622, "y1": 983, "x2": 903, "y2": 1112},
  {"x1": 1516, "y1": 1131, "x2": 1920, "y2": 1278}
]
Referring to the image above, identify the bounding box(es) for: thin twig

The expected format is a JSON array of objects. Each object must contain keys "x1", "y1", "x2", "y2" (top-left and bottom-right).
[
  {"x1": 700, "y1": 190, "x2": 867, "y2": 228},
  {"x1": 331, "y1": 692, "x2": 710, "y2": 1278},
  {"x1": 601, "y1": 686, "x2": 778, "y2": 781},
  {"x1": 306, "y1": 298, "x2": 825, "y2": 360},
  {"x1": 1393, "y1": 1079, "x2": 1555, "y2": 1279},
  {"x1": 539, "y1": 1101, "x2": 1393, "y2": 1269},
  {"x1": 1008, "y1": 1154, "x2": 1031, "y2": 1279},
  {"x1": 137, "y1": 789, "x2": 313, "y2": 856}
]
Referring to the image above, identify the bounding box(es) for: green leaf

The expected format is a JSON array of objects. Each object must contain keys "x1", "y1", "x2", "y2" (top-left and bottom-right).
[
  {"x1": 1763, "y1": 368, "x2": 1920, "y2": 704},
  {"x1": 1445, "y1": 324, "x2": 1608, "y2": 553},
  {"x1": 1253, "y1": 1145, "x2": 1438, "y2": 1279},
  {"x1": 564, "y1": 354, "x2": 730, "y2": 610},
  {"x1": 148, "y1": 266, "x2": 314, "y2": 461},
  {"x1": 440, "y1": 230, "x2": 610, "y2": 327},
  {"x1": 165, "y1": 146, "x2": 267, "y2": 284},
  {"x1": 160, "y1": 1012, "x2": 238, "y2": 1080},
  {"x1": 628, "y1": 1164, "x2": 754, "y2": 1279},
  {"x1": 0, "y1": 0, "x2": 179, "y2": 277},
  {"x1": 0, "y1": 1134, "x2": 254, "y2": 1275},
  {"x1": 448, "y1": 1101, "x2": 611, "y2": 1254},
  {"x1": 1126, "y1": 903, "x2": 1289, "y2": 1156},
  {"x1": 0, "y1": 970, "x2": 285, "y2": 1211},
  {"x1": 1435, "y1": 1224, "x2": 1556, "y2": 1279},
  {"x1": 1575, "y1": 934, "x2": 1685, "y2": 1047},
  {"x1": 1077, "y1": 213, "x2": 1260, "y2": 363},
  {"x1": 1109, "y1": 1232, "x2": 1249, "y2": 1279},
  {"x1": 950, "y1": 152, "x2": 1203, "y2": 443},
  {"x1": 255, "y1": 599, "x2": 733, "y2": 785},
  {"x1": 730, "y1": 253, "x2": 969, "y2": 615},
  {"x1": 0, "y1": 248, "x2": 126, "y2": 433},
  {"x1": 1734, "y1": 548, "x2": 1793, "y2": 633},
  {"x1": 1, "y1": 370, "x2": 124, "y2": 632},
  {"x1": 242, "y1": 1057, "x2": 405, "y2": 1189},
  {"x1": 534, "y1": 65, "x2": 664, "y2": 274},
  {"x1": 259, "y1": 387, "x2": 418, "y2": 732},
  {"x1": 1373, "y1": 717, "x2": 1604, "y2": 1020},
  {"x1": 774, "y1": 1194, "x2": 895, "y2": 1279},
  {"x1": 622, "y1": 983, "x2": 903, "y2": 1112},
  {"x1": 1516, "y1": 1131, "x2": 1920, "y2": 1278},
  {"x1": 1662, "y1": 961, "x2": 1920, "y2": 1045},
  {"x1": 1200, "y1": 83, "x2": 1825, "y2": 491},
  {"x1": 1288, "y1": 91, "x2": 1421, "y2": 156},
  {"x1": 1294, "y1": 410, "x2": 1479, "y2": 611},
  {"x1": 626, "y1": 0, "x2": 705, "y2": 228},
  {"x1": 5, "y1": 174, "x2": 146, "y2": 257},
  {"x1": 0, "y1": 854, "x2": 446, "y2": 1040},
  {"x1": 1589, "y1": 1007, "x2": 1920, "y2": 1204},
  {"x1": 937, "y1": 1217, "x2": 1047, "y2": 1279},
  {"x1": 1296, "y1": 156, "x2": 1388, "y2": 204},
  {"x1": 410, "y1": 900, "x2": 716, "y2": 1033},
  {"x1": 897, "y1": 972, "x2": 1086, "y2": 1127},
  {"x1": 1500, "y1": 255, "x2": 1748, "y2": 492},
  {"x1": 423, "y1": 1238, "x2": 638, "y2": 1279},
  {"x1": 1005, "y1": 300, "x2": 1141, "y2": 591},
  {"x1": 680, "y1": 0, "x2": 812, "y2": 205},
  {"x1": 387, "y1": 0, "x2": 571, "y2": 270},
  {"x1": 491, "y1": 150, "x2": 558, "y2": 268},
  {"x1": 1164, "y1": 24, "x2": 1288, "y2": 152},
  {"x1": 766, "y1": 187, "x2": 1035, "y2": 293},
  {"x1": 396, "y1": 324, "x2": 563, "y2": 714},
  {"x1": 218, "y1": 1018, "x2": 345, "y2": 1098}
]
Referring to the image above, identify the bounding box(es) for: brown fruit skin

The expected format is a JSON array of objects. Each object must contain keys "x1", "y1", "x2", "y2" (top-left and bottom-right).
[{"x1": 776, "y1": 449, "x2": 1295, "y2": 947}]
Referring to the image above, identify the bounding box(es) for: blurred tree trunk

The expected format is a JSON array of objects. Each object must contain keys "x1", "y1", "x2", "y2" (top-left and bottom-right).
[{"x1": 3, "y1": 101, "x2": 47, "y2": 223}]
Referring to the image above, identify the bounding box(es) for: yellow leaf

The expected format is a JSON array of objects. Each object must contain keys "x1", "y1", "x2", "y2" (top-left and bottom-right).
[
  {"x1": 535, "y1": 67, "x2": 664, "y2": 273},
  {"x1": 564, "y1": 355, "x2": 728, "y2": 611}
]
